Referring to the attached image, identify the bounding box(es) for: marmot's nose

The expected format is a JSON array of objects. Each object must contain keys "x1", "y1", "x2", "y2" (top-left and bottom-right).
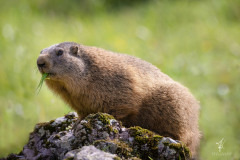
[
  {"x1": 37, "y1": 57, "x2": 47, "y2": 68},
  {"x1": 38, "y1": 62, "x2": 45, "y2": 68}
]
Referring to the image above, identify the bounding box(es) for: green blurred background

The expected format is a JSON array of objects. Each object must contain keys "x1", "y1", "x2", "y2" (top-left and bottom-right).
[{"x1": 0, "y1": 0, "x2": 239, "y2": 159}]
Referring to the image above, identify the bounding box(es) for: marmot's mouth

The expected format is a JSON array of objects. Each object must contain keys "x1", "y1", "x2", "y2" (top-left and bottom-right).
[
  {"x1": 46, "y1": 73, "x2": 55, "y2": 77},
  {"x1": 40, "y1": 72, "x2": 55, "y2": 79},
  {"x1": 38, "y1": 67, "x2": 54, "y2": 77}
]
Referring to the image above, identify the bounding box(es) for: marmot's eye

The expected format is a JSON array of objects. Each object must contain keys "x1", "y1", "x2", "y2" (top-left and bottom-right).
[{"x1": 57, "y1": 50, "x2": 63, "y2": 56}]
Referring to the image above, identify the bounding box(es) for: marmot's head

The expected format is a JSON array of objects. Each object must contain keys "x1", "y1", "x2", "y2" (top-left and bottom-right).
[{"x1": 37, "y1": 42, "x2": 86, "y2": 84}]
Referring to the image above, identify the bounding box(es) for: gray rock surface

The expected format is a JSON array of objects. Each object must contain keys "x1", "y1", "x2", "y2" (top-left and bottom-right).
[
  {"x1": 0, "y1": 112, "x2": 191, "y2": 160},
  {"x1": 64, "y1": 145, "x2": 117, "y2": 160}
]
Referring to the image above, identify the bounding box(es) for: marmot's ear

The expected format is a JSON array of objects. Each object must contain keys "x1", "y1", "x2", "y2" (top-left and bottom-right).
[{"x1": 70, "y1": 46, "x2": 78, "y2": 55}]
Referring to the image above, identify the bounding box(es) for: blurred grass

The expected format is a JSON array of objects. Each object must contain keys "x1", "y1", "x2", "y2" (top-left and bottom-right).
[{"x1": 0, "y1": 0, "x2": 240, "y2": 159}]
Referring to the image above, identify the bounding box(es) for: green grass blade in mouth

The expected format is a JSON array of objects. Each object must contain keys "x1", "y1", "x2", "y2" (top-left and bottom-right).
[{"x1": 36, "y1": 73, "x2": 49, "y2": 94}]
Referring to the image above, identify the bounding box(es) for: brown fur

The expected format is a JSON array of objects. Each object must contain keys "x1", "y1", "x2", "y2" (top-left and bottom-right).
[{"x1": 37, "y1": 42, "x2": 201, "y2": 157}]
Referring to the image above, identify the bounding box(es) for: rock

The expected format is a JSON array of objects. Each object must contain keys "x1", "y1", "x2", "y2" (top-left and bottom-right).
[
  {"x1": 64, "y1": 145, "x2": 118, "y2": 160},
  {"x1": 0, "y1": 112, "x2": 191, "y2": 160}
]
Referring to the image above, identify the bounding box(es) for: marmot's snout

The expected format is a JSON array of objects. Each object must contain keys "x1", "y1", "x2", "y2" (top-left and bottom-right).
[{"x1": 37, "y1": 55, "x2": 50, "y2": 73}]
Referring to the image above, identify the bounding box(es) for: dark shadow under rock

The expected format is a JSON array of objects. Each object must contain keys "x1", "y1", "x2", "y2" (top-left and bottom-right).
[{"x1": 1, "y1": 112, "x2": 191, "y2": 160}]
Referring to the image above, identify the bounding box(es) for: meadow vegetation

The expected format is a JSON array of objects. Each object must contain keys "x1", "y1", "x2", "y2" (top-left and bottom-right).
[{"x1": 0, "y1": 0, "x2": 239, "y2": 159}]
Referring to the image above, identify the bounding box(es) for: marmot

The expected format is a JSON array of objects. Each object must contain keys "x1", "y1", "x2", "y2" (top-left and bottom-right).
[{"x1": 37, "y1": 42, "x2": 200, "y2": 157}]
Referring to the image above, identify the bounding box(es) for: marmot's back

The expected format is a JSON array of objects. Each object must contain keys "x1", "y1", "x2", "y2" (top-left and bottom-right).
[
  {"x1": 84, "y1": 45, "x2": 172, "y2": 80},
  {"x1": 83, "y1": 46, "x2": 173, "y2": 92},
  {"x1": 37, "y1": 42, "x2": 200, "y2": 157}
]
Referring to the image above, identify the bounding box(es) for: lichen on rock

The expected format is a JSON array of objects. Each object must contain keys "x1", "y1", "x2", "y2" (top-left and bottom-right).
[{"x1": 1, "y1": 112, "x2": 191, "y2": 160}]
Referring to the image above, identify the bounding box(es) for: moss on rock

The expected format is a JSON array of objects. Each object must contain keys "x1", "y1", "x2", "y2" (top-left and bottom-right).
[
  {"x1": 127, "y1": 126, "x2": 165, "y2": 159},
  {"x1": 167, "y1": 141, "x2": 191, "y2": 159},
  {"x1": 94, "y1": 139, "x2": 136, "y2": 159},
  {"x1": 85, "y1": 112, "x2": 114, "y2": 125}
]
